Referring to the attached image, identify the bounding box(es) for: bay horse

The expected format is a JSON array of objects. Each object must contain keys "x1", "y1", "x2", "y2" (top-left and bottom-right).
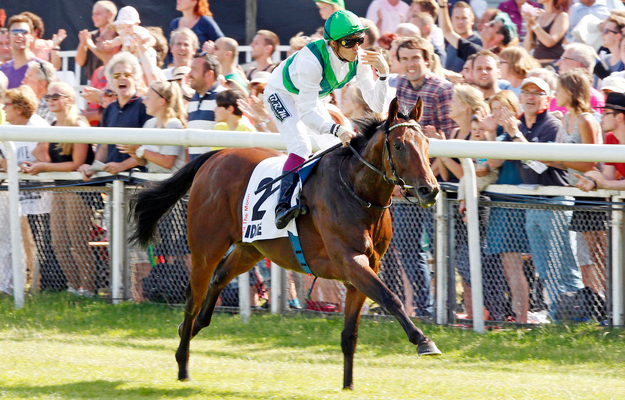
[{"x1": 130, "y1": 97, "x2": 441, "y2": 389}]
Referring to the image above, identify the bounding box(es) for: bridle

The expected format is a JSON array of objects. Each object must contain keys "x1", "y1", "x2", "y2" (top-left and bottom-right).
[{"x1": 340, "y1": 120, "x2": 423, "y2": 209}]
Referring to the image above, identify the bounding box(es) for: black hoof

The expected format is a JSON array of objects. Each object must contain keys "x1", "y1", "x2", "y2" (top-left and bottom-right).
[{"x1": 417, "y1": 338, "x2": 442, "y2": 356}]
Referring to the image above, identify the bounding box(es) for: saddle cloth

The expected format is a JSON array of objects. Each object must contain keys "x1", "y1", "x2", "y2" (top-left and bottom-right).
[{"x1": 241, "y1": 156, "x2": 300, "y2": 243}]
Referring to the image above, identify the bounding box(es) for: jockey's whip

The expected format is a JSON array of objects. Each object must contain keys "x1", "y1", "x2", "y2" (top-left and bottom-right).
[{"x1": 254, "y1": 143, "x2": 343, "y2": 194}]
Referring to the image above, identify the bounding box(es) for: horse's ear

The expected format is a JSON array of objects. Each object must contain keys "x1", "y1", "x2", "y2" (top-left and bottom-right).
[
  {"x1": 410, "y1": 97, "x2": 423, "y2": 122},
  {"x1": 389, "y1": 97, "x2": 399, "y2": 120}
]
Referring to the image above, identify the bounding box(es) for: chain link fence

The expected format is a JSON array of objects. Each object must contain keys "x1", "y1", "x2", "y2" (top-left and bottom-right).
[{"x1": 3, "y1": 180, "x2": 621, "y2": 326}]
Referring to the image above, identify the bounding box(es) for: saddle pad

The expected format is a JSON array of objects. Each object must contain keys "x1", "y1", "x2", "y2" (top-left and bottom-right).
[{"x1": 242, "y1": 156, "x2": 300, "y2": 243}]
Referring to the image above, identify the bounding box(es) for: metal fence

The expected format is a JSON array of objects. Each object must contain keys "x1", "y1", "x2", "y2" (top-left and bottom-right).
[{"x1": 3, "y1": 177, "x2": 622, "y2": 328}]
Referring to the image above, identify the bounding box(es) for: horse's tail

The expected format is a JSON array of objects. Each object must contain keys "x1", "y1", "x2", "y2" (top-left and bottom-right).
[{"x1": 129, "y1": 150, "x2": 220, "y2": 247}]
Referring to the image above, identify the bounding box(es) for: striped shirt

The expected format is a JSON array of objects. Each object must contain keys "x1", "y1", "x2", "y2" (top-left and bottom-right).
[
  {"x1": 396, "y1": 72, "x2": 456, "y2": 139},
  {"x1": 187, "y1": 83, "x2": 227, "y2": 154}
]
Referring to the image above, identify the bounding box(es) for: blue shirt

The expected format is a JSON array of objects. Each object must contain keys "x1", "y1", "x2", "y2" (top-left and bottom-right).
[
  {"x1": 100, "y1": 94, "x2": 150, "y2": 164},
  {"x1": 445, "y1": 33, "x2": 482, "y2": 73},
  {"x1": 187, "y1": 83, "x2": 227, "y2": 154}
]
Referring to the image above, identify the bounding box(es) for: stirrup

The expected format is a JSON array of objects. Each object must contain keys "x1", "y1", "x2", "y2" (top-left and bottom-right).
[{"x1": 275, "y1": 204, "x2": 307, "y2": 229}]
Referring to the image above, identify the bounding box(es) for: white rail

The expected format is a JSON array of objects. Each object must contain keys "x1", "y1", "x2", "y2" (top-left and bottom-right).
[{"x1": 0, "y1": 127, "x2": 622, "y2": 327}]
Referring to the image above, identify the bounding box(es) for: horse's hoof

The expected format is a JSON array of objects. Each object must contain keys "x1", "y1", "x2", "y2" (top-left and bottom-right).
[
  {"x1": 178, "y1": 374, "x2": 191, "y2": 382},
  {"x1": 417, "y1": 338, "x2": 442, "y2": 356}
]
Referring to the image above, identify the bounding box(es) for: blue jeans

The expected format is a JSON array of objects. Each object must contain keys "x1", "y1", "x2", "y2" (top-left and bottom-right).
[{"x1": 525, "y1": 197, "x2": 583, "y2": 315}]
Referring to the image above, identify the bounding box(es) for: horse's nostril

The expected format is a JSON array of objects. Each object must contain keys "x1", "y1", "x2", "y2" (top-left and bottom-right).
[{"x1": 418, "y1": 186, "x2": 431, "y2": 197}]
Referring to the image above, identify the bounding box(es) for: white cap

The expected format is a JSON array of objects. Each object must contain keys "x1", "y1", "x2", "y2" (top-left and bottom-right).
[
  {"x1": 600, "y1": 75, "x2": 625, "y2": 93},
  {"x1": 114, "y1": 6, "x2": 141, "y2": 25},
  {"x1": 168, "y1": 66, "x2": 191, "y2": 81},
  {"x1": 250, "y1": 71, "x2": 271, "y2": 84},
  {"x1": 520, "y1": 76, "x2": 551, "y2": 97}
]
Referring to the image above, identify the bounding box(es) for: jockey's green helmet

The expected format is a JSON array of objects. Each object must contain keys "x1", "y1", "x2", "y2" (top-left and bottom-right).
[{"x1": 323, "y1": 10, "x2": 368, "y2": 42}]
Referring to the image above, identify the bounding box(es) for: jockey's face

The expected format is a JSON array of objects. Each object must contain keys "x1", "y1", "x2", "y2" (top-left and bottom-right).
[{"x1": 331, "y1": 33, "x2": 364, "y2": 62}]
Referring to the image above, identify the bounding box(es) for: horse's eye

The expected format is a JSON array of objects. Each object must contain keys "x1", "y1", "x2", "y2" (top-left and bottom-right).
[{"x1": 394, "y1": 142, "x2": 402, "y2": 150}]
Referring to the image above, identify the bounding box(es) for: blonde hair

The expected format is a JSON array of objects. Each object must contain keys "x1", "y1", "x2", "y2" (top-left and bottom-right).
[
  {"x1": 149, "y1": 80, "x2": 187, "y2": 127},
  {"x1": 48, "y1": 81, "x2": 88, "y2": 155},
  {"x1": 4, "y1": 85, "x2": 38, "y2": 119},
  {"x1": 489, "y1": 90, "x2": 520, "y2": 116},
  {"x1": 454, "y1": 84, "x2": 486, "y2": 115},
  {"x1": 345, "y1": 84, "x2": 382, "y2": 119},
  {"x1": 498, "y1": 47, "x2": 540, "y2": 79}
]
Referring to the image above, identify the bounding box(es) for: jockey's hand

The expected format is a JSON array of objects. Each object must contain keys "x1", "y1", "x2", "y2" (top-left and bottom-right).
[{"x1": 337, "y1": 126, "x2": 357, "y2": 146}]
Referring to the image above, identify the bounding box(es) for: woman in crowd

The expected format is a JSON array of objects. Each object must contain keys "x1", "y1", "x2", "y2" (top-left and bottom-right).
[
  {"x1": 0, "y1": 86, "x2": 62, "y2": 293},
  {"x1": 341, "y1": 84, "x2": 382, "y2": 123},
  {"x1": 551, "y1": 70, "x2": 606, "y2": 297},
  {"x1": 478, "y1": 90, "x2": 532, "y2": 322},
  {"x1": 523, "y1": 0, "x2": 569, "y2": 66},
  {"x1": 166, "y1": 0, "x2": 223, "y2": 64},
  {"x1": 22, "y1": 82, "x2": 97, "y2": 296},
  {"x1": 498, "y1": 47, "x2": 540, "y2": 97}
]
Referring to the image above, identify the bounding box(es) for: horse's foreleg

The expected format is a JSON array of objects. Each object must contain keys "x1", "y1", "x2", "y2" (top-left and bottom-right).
[
  {"x1": 346, "y1": 255, "x2": 441, "y2": 356},
  {"x1": 341, "y1": 285, "x2": 367, "y2": 390},
  {"x1": 176, "y1": 254, "x2": 213, "y2": 381}
]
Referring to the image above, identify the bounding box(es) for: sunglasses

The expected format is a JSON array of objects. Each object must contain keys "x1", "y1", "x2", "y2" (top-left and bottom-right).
[
  {"x1": 44, "y1": 93, "x2": 67, "y2": 101},
  {"x1": 150, "y1": 86, "x2": 167, "y2": 100},
  {"x1": 9, "y1": 28, "x2": 28, "y2": 36},
  {"x1": 339, "y1": 36, "x2": 365, "y2": 48},
  {"x1": 103, "y1": 89, "x2": 117, "y2": 97},
  {"x1": 112, "y1": 71, "x2": 133, "y2": 79},
  {"x1": 37, "y1": 60, "x2": 48, "y2": 82},
  {"x1": 603, "y1": 28, "x2": 620, "y2": 35}
]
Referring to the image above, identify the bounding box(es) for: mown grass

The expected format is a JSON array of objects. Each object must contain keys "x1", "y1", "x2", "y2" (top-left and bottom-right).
[{"x1": 0, "y1": 292, "x2": 624, "y2": 399}]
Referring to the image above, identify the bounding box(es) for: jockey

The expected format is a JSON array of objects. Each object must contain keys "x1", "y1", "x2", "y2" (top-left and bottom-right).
[{"x1": 265, "y1": 10, "x2": 390, "y2": 229}]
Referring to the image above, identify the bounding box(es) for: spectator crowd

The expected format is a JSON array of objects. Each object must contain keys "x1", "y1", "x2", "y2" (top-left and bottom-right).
[{"x1": 0, "y1": 0, "x2": 623, "y2": 323}]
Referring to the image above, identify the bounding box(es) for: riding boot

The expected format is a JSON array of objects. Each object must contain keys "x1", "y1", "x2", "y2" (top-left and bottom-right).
[{"x1": 275, "y1": 172, "x2": 305, "y2": 229}]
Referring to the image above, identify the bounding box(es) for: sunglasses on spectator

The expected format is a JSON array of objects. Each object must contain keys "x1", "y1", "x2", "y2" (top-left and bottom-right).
[
  {"x1": 44, "y1": 93, "x2": 67, "y2": 101},
  {"x1": 339, "y1": 36, "x2": 365, "y2": 48},
  {"x1": 9, "y1": 28, "x2": 28, "y2": 36},
  {"x1": 112, "y1": 71, "x2": 133, "y2": 79},
  {"x1": 603, "y1": 28, "x2": 620, "y2": 35},
  {"x1": 37, "y1": 61, "x2": 48, "y2": 82},
  {"x1": 103, "y1": 89, "x2": 117, "y2": 97}
]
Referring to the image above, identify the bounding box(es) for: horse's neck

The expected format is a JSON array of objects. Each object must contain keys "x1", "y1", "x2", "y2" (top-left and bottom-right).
[{"x1": 349, "y1": 137, "x2": 394, "y2": 206}]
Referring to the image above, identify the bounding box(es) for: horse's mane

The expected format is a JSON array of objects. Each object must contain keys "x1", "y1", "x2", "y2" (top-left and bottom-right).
[{"x1": 335, "y1": 115, "x2": 387, "y2": 157}]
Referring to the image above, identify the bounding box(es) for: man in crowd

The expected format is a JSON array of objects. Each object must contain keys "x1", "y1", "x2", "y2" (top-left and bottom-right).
[
  {"x1": 499, "y1": 76, "x2": 584, "y2": 316},
  {"x1": 214, "y1": 37, "x2": 248, "y2": 89},
  {"x1": 438, "y1": 0, "x2": 517, "y2": 59},
  {"x1": 472, "y1": 49, "x2": 507, "y2": 100},
  {"x1": 245, "y1": 30, "x2": 280, "y2": 81},
  {"x1": 1, "y1": 15, "x2": 43, "y2": 89},
  {"x1": 76, "y1": 0, "x2": 117, "y2": 81},
  {"x1": 187, "y1": 52, "x2": 226, "y2": 160},
  {"x1": 396, "y1": 36, "x2": 455, "y2": 138},
  {"x1": 21, "y1": 59, "x2": 57, "y2": 124},
  {"x1": 163, "y1": 28, "x2": 199, "y2": 80},
  {"x1": 555, "y1": 43, "x2": 605, "y2": 111},
  {"x1": 445, "y1": 1, "x2": 482, "y2": 72}
]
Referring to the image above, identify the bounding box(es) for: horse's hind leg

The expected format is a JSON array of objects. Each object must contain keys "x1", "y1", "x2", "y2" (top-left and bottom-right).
[
  {"x1": 192, "y1": 244, "x2": 264, "y2": 335},
  {"x1": 176, "y1": 244, "x2": 231, "y2": 381},
  {"x1": 341, "y1": 284, "x2": 367, "y2": 390}
]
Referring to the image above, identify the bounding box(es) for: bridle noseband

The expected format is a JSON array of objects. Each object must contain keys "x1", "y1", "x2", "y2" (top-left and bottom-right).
[{"x1": 341, "y1": 120, "x2": 423, "y2": 209}]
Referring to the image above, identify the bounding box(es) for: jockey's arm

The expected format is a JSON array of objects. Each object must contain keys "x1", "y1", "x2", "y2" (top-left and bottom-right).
[{"x1": 355, "y1": 60, "x2": 388, "y2": 114}]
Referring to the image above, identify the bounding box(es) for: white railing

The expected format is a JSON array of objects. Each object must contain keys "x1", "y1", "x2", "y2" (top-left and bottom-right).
[{"x1": 0, "y1": 126, "x2": 623, "y2": 330}]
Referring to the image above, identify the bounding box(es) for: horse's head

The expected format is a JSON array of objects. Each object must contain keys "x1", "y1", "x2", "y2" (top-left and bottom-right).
[{"x1": 384, "y1": 97, "x2": 439, "y2": 208}]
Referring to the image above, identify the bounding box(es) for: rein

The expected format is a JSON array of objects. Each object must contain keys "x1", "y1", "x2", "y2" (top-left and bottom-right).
[{"x1": 343, "y1": 120, "x2": 422, "y2": 210}]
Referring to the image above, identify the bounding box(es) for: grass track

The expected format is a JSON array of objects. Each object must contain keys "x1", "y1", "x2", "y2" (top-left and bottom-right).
[{"x1": 1, "y1": 293, "x2": 624, "y2": 399}]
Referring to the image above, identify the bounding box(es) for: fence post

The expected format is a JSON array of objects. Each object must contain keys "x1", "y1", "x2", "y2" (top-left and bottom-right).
[
  {"x1": 111, "y1": 180, "x2": 124, "y2": 304},
  {"x1": 460, "y1": 158, "x2": 485, "y2": 334},
  {"x1": 6, "y1": 142, "x2": 24, "y2": 309},
  {"x1": 611, "y1": 196, "x2": 624, "y2": 325},
  {"x1": 270, "y1": 261, "x2": 282, "y2": 314},
  {"x1": 239, "y1": 272, "x2": 251, "y2": 323},
  {"x1": 435, "y1": 191, "x2": 447, "y2": 325}
]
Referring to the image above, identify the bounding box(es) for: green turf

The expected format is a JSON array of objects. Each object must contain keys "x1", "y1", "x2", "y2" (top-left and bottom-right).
[{"x1": 0, "y1": 293, "x2": 624, "y2": 399}]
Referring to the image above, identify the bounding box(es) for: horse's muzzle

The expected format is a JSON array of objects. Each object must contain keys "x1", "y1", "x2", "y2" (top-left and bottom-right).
[{"x1": 415, "y1": 184, "x2": 439, "y2": 208}]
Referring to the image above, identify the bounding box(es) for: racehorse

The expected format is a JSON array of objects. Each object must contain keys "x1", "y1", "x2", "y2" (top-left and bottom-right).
[{"x1": 130, "y1": 97, "x2": 441, "y2": 389}]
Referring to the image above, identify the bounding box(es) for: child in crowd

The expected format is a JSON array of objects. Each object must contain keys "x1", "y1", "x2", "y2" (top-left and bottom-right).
[
  {"x1": 102, "y1": 6, "x2": 156, "y2": 57},
  {"x1": 214, "y1": 89, "x2": 255, "y2": 132}
]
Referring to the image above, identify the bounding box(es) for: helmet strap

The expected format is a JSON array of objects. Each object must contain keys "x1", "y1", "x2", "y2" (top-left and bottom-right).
[{"x1": 330, "y1": 40, "x2": 350, "y2": 63}]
